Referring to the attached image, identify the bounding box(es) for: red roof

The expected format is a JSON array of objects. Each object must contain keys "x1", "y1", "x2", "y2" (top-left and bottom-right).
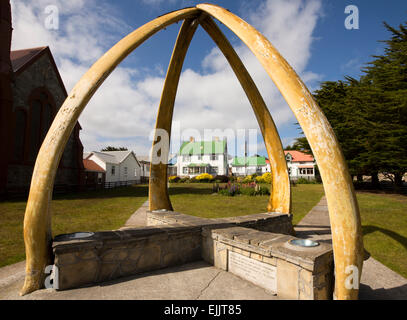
[
  {"x1": 83, "y1": 159, "x2": 105, "y2": 173},
  {"x1": 284, "y1": 150, "x2": 314, "y2": 162}
]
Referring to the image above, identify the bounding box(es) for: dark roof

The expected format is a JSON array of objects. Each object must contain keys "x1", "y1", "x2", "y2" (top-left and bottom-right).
[{"x1": 10, "y1": 46, "x2": 48, "y2": 73}]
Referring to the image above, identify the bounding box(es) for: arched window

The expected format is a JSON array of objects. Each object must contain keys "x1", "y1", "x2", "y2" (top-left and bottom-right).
[
  {"x1": 28, "y1": 100, "x2": 42, "y2": 162},
  {"x1": 27, "y1": 88, "x2": 56, "y2": 163}
]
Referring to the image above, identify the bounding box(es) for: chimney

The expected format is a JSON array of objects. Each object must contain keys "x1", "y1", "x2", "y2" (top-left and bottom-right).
[{"x1": 189, "y1": 136, "x2": 195, "y2": 143}]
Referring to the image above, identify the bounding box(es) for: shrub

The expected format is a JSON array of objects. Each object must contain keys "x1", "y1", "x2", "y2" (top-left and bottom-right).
[
  {"x1": 242, "y1": 175, "x2": 254, "y2": 183},
  {"x1": 261, "y1": 172, "x2": 273, "y2": 184},
  {"x1": 296, "y1": 177, "x2": 317, "y2": 184},
  {"x1": 214, "y1": 175, "x2": 229, "y2": 183},
  {"x1": 168, "y1": 176, "x2": 180, "y2": 183},
  {"x1": 217, "y1": 183, "x2": 240, "y2": 196},
  {"x1": 240, "y1": 187, "x2": 256, "y2": 196},
  {"x1": 228, "y1": 184, "x2": 240, "y2": 196},
  {"x1": 179, "y1": 177, "x2": 190, "y2": 183},
  {"x1": 195, "y1": 173, "x2": 214, "y2": 182},
  {"x1": 258, "y1": 185, "x2": 270, "y2": 195},
  {"x1": 218, "y1": 189, "x2": 230, "y2": 196}
]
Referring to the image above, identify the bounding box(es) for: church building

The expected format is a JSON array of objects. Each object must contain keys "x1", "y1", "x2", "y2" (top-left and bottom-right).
[{"x1": 0, "y1": 1, "x2": 84, "y2": 196}]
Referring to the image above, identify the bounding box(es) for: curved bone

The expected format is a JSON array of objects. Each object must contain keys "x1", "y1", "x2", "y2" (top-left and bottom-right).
[
  {"x1": 199, "y1": 16, "x2": 291, "y2": 213},
  {"x1": 21, "y1": 3, "x2": 363, "y2": 300},
  {"x1": 20, "y1": 7, "x2": 200, "y2": 296},
  {"x1": 149, "y1": 18, "x2": 199, "y2": 211},
  {"x1": 197, "y1": 3, "x2": 364, "y2": 300},
  {"x1": 150, "y1": 15, "x2": 290, "y2": 214}
]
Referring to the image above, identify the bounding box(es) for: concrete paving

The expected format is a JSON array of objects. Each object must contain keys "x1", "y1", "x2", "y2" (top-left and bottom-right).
[
  {"x1": 1, "y1": 197, "x2": 406, "y2": 300},
  {"x1": 0, "y1": 261, "x2": 277, "y2": 300},
  {"x1": 295, "y1": 196, "x2": 407, "y2": 300}
]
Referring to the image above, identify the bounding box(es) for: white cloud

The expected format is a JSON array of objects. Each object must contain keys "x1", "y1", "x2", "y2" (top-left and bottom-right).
[{"x1": 10, "y1": 0, "x2": 323, "y2": 157}]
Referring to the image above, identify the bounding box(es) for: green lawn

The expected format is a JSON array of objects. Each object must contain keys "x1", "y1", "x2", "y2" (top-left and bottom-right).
[
  {"x1": 168, "y1": 183, "x2": 324, "y2": 225},
  {"x1": 357, "y1": 192, "x2": 407, "y2": 278},
  {"x1": 1, "y1": 183, "x2": 406, "y2": 279},
  {"x1": 0, "y1": 186, "x2": 148, "y2": 267}
]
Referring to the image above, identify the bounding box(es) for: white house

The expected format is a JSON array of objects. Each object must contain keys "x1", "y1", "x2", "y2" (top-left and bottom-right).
[
  {"x1": 231, "y1": 156, "x2": 269, "y2": 176},
  {"x1": 176, "y1": 137, "x2": 228, "y2": 177},
  {"x1": 284, "y1": 150, "x2": 316, "y2": 181},
  {"x1": 137, "y1": 155, "x2": 151, "y2": 182},
  {"x1": 84, "y1": 150, "x2": 141, "y2": 186}
]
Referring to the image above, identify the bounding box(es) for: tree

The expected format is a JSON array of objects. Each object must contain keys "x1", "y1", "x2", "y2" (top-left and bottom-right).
[
  {"x1": 284, "y1": 136, "x2": 312, "y2": 155},
  {"x1": 101, "y1": 146, "x2": 128, "y2": 151},
  {"x1": 312, "y1": 21, "x2": 407, "y2": 187},
  {"x1": 362, "y1": 21, "x2": 407, "y2": 187}
]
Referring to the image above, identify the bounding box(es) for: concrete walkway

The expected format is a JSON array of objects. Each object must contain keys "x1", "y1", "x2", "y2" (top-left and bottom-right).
[
  {"x1": 295, "y1": 196, "x2": 407, "y2": 300},
  {"x1": 0, "y1": 261, "x2": 277, "y2": 300}
]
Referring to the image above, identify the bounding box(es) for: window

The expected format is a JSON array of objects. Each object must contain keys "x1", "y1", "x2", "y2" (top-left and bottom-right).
[
  {"x1": 197, "y1": 154, "x2": 202, "y2": 161},
  {"x1": 183, "y1": 155, "x2": 190, "y2": 162},
  {"x1": 28, "y1": 100, "x2": 42, "y2": 162},
  {"x1": 111, "y1": 166, "x2": 116, "y2": 175},
  {"x1": 299, "y1": 168, "x2": 314, "y2": 175},
  {"x1": 183, "y1": 167, "x2": 188, "y2": 174},
  {"x1": 211, "y1": 154, "x2": 218, "y2": 161},
  {"x1": 211, "y1": 167, "x2": 218, "y2": 174}
]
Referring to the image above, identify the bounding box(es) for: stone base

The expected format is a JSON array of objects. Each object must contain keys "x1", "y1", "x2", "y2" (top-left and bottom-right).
[
  {"x1": 201, "y1": 226, "x2": 334, "y2": 300},
  {"x1": 51, "y1": 210, "x2": 333, "y2": 299}
]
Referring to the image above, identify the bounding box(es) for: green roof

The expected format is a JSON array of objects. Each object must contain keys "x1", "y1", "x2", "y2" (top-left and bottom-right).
[
  {"x1": 231, "y1": 156, "x2": 266, "y2": 166},
  {"x1": 179, "y1": 140, "x2": 226, "y2": 155}
]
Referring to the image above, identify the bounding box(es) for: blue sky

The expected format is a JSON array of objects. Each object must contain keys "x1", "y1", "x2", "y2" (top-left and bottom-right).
[{"x1": 10, "y1": 0, "x2": 407, "y2": 157}]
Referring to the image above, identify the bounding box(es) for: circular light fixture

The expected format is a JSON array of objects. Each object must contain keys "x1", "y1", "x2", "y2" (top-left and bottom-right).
[
  {"x1": 54, "y1": 232, "x2": 94, "y2": 241},
  {"x1": 289, "y1": 239, "x2": 320, "y2": 247}
]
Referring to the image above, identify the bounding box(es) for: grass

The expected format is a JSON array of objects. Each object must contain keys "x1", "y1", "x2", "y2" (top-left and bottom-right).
[
  {"x1": 357, "y1": 192, "x2": 407, "y2": 278},
  {"x1": 168, "y1": 183, "x2": 324, "y2": 225},
  {"x1": 0, "y1": 186, "x2": 148, "y2": 267},
  {"x1": 1, "y1": 182, "x2": 406, "y2": 280}
]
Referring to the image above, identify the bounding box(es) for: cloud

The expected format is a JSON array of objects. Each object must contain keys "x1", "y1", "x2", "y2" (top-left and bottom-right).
[{"x1": 10, "y1": 0, "x2": 323, "y2": 157}]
